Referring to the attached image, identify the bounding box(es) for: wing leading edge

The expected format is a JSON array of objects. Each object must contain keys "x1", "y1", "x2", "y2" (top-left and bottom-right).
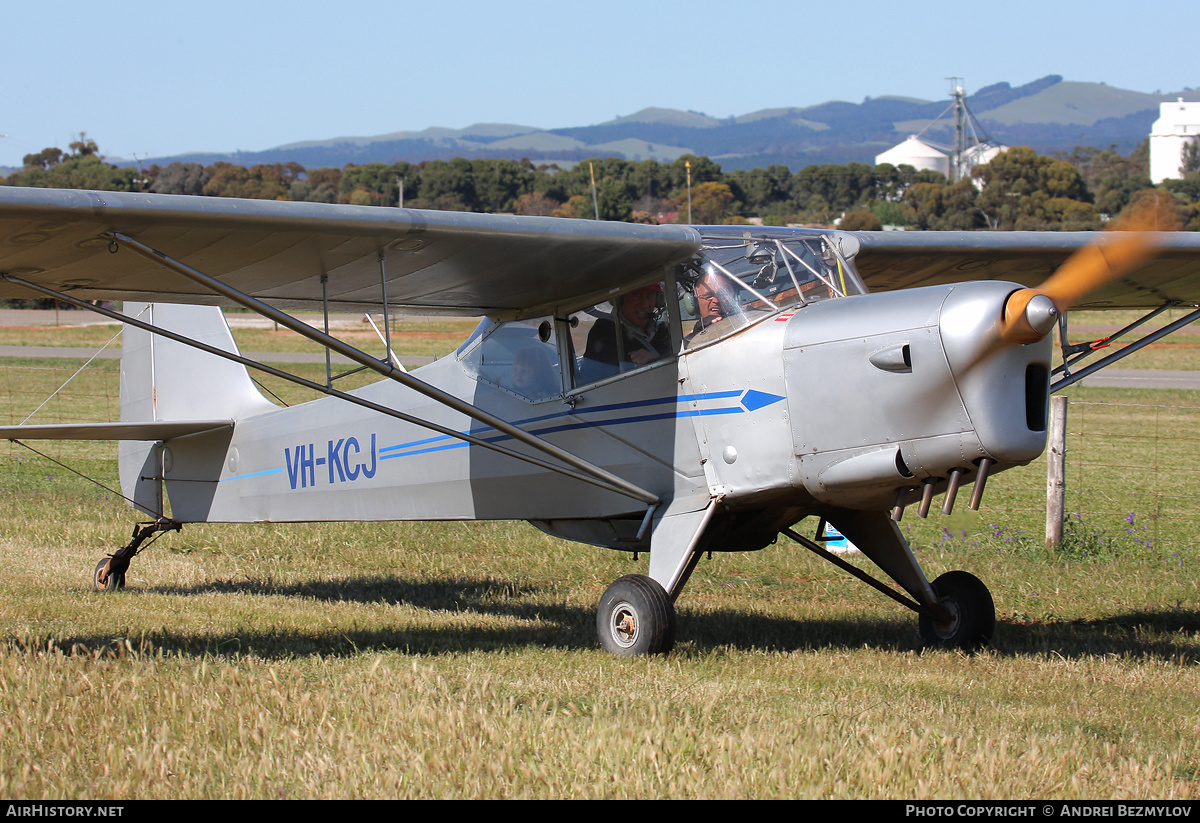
[
  {"x1": 0, "y1": 188, "x2": 703, "y2": 319},
  {"x1": 844, "y1": 230, "x2": 1200, "y2": 309}
]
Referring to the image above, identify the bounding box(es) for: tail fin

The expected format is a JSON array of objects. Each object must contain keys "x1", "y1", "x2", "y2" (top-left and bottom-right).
[{"x1": 119, "y1": 302, "x2": 276, "y2": 516}]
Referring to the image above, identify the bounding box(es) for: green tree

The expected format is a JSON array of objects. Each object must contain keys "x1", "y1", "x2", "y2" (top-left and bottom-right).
[
  {"x1": 304, "y1": 167, "x2": 342, "y2": 203},
  {"x1": 202, "y1": 163, "x2": 300, "y2": 199},
  {"x1": 21, "y1": 147, "x2": 63, "y2": 170},
  {"x1": 726, "y1": 164, "x2": 790, "y2": 215},
  {"x1": 68, "y1": 133, "x2": 99, "y2": 157},
  {"x1": 512, "y1": 191, "x2": 561, "y2": 216},
  {"x1": 667, "y1": 154, "x2": 723, "y2": 203},
  {"x1": 686, "y1": 182, "x2": 734, "y2": 224},
  {"x1": 150, "y1": 162, "x2": 210, "y2": 196},
  {"x1": 839, "y1": 209, "x2": 883, "y2": 231},
  {"x1": 596, "y1": 176, "x2": 633, "y2": 221},
  {"x1": 1182, "y1": 139, "x2": 1200, "y2": 176},
  {"x1": 1061, "y1": 143, "x2": 1150, "y2": 215},
  {"x1": 472, "y1": 159, "x2": 535, "y2": 213},
  {"x1": 5, "y1": 140, "x2": 138, "y2": 191},
  {"x1": 413, "y1": 158, "x2": 475, "y2": 211},
  {"x1": 338, "y1": 162, "x2": 415, "y2": 206},
  {"x1": 973, "y1": 146, "x2": 1092, "y2": 230}
]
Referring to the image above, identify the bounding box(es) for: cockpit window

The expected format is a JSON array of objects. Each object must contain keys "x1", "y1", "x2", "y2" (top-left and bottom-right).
[{"x1": 678, "y1": 231, "x2": 863, "y2": 347}]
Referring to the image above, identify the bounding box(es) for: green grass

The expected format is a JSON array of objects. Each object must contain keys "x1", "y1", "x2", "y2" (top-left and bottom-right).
[{"x1": 0, "y1": 325, "x2": 1198, "y2": 799}]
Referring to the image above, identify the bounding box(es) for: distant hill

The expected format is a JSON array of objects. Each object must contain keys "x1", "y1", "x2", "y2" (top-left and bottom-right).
[{"x1": 119, "y1": 77, "x2": 1200, "y2": 172}]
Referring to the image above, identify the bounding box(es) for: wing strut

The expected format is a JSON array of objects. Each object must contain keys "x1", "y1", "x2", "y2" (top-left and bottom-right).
[
  {"x1": 1052, "y1": 303, "x2": 1200, "y2": 391},
  {"x1": 0, "y1": 272, "x2": 659, "y2": 508}
]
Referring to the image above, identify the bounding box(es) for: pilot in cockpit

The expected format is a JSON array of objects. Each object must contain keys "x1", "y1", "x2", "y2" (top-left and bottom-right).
[
  {"x1": 686, "y1": 266, "x2": 745, "y2": 345},
  {"x1": 508, "y1": 344, "x2": 559, "y2": 399}
]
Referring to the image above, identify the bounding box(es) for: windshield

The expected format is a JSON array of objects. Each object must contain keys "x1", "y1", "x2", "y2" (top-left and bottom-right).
[{"x1": 677, "y1": 229, "x2": 864, "y2": 346}]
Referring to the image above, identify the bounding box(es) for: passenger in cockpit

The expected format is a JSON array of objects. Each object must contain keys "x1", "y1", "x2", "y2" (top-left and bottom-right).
[
  {"x1": 508, "y1": 344, "x2": 559, "y2": 399},
  {"x1": 579, "y1": 284, "x2": 670, "y2": 381}
]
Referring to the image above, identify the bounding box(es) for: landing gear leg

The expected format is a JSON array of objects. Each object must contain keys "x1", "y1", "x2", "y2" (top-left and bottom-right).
[
  {"x1": 596, "y1": 575, "x2": 676, "y2": 656},
  {"x1": 92, "y1": 519, "x2": 181, "y2": 592}
]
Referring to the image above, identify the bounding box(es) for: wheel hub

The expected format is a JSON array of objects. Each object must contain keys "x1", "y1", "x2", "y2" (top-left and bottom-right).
[
  {"x1": 610, "y1": 602, "x2": 639, "y2": 648},
  {"x1": 932, "y1": 597, "x2": 961, "y2": 639}
]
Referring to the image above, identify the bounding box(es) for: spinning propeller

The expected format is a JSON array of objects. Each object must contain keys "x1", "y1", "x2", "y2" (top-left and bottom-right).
[
  {"x1": 907, "y1": 195, "x2": 1183, "y2": 522},
  {"x1": 999, "y1": 194, "x2": 1182, "y2": 344}
]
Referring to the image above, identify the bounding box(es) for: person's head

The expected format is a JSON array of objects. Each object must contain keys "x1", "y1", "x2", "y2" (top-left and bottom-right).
[
  {"x1": 695, "y1": 271, "x2": 728, "y2": 322},
  {"x1": 512, "y1": 345, "x2": 551, "y2": 392},
  {"x1": 619, "y1": 284, "x2": 661, "y2": 327}
]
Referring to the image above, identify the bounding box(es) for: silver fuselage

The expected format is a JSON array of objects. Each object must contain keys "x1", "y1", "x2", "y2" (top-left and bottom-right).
[{"x1": 145, "y1": 279, "x2": 1050, "y2": 556}]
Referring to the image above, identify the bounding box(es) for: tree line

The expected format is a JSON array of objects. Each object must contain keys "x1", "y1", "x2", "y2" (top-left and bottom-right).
[{"x1": 6, "y1": 133, "x2": 1199, "y2": 231}]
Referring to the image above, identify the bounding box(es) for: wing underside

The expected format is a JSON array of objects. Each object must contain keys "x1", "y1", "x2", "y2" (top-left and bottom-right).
[
  {"x1": 0, "y1": 188, "x2": 703, "y2": 319},
  {"x1": 3, "y1": 188, "x2": 1199, "y2": 316},
  {"x1": 845, "y1": 230, "x2": 1200, "y2": 309}
]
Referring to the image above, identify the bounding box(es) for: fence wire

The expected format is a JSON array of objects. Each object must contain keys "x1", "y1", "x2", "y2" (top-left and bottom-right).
[{"x1": 966, "y1": 398, "x2": 1200, "y2": 552}]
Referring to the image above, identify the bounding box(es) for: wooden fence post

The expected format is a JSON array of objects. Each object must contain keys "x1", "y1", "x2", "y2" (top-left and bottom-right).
[{"x1": 1046, "y1": 395, "x2": 1068, "y2": 551}]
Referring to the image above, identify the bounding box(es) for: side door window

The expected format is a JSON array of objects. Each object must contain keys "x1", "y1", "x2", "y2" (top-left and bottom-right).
[
  {"x1": 461, "y1": 318, "x2": 562, "y2": 401},
  {"x1": 569, "y1": 282, "x2": 672, "y2": 388}
]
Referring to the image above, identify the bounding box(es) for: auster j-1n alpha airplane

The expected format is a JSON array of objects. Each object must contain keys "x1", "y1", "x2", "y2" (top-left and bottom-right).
[{"x1": 0, "y1": 187, "x2": 1198, "y2": 655}]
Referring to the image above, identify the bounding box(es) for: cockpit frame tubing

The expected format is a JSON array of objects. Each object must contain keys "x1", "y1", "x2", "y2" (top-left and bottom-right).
[
  {"x1": 780, "y1": 240, "x2": 843, "y2": 297},
  {"x1": 773, "y1": 239, "x2": 809, "y2": 306}
]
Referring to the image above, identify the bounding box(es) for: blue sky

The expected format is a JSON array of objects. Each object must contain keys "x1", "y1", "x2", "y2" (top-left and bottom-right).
[{"x1": 2, "y1": 0, "x2": 1197, "y2": 169}]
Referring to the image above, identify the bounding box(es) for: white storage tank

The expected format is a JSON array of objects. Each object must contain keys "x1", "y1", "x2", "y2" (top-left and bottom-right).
[{"x1": 875, "y1": 136, "x2": 950, "y2": 176}]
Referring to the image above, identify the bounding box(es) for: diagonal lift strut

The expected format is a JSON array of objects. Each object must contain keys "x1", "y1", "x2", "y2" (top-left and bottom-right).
[{"x1": 4, "y1": 230, "x2": 663, "y2": 509}]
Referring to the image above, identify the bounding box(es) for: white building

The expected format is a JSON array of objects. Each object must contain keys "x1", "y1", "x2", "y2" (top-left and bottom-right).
[
  {"x1": 875, "y1": 136, "x2": 950, "y2": 176},
  {"x1": 1149, "y1": 99, "x2": 1200, "y2": 183}
]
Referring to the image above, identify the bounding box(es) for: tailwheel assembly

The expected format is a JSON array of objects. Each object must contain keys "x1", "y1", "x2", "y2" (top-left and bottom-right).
[{"x1": 91, "y1": 519, "x2": 181, "y2": 593}]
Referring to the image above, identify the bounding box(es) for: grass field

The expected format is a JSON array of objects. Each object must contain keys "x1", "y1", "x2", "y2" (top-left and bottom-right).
[{"x1": 0, "y1": 318, "x2": 1198, "y2": 799}]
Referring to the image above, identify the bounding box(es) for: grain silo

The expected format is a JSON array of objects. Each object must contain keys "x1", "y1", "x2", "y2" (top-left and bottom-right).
[{"x1": 875, "y1": 135, "x2": 950, "y2": 176}]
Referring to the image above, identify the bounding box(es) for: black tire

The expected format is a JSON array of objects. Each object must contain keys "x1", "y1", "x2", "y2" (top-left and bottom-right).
[
  {"x1": 93, "y1": 557, "x2": 125, "y2": 592},
  {"x1": 596, "y1": 574, "x2": 676, "y2": 656},
  {"x1": 919, "y1": 570, "x2": 995, "y2": 651}
]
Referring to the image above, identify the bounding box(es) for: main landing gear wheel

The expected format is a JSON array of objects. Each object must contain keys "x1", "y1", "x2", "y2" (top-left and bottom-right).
[
  {"x1": 597, "y1": 574, "x2": 676, "y2": 656},
  {"x1": 93, "y1": 557, "x2": 125, "y2": 592},
  {"x1": 919, "y1": 570, "x2": 995, "y2": 651}
]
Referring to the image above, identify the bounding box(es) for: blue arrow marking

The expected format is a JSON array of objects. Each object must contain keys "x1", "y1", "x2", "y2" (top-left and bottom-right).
[{"x1": 740, "y1": 389, "x2": 785, "y2": 412}]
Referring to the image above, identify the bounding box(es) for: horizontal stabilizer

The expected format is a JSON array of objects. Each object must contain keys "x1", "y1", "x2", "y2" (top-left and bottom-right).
[{"x1": 0, "y1": 420, "x2": 232, "y2": 441}]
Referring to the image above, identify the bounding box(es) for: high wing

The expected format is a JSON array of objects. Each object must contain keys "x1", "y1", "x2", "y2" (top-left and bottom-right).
[
  {"x1": 0, "y1": 187, "x2": 702, "y2": 319},
  {"x1": 843, "y1": 230, "x2": 1200, "y2": 309},
  {"x1": 4, "y1": 186, "x2": 1200, "y2": 315}
]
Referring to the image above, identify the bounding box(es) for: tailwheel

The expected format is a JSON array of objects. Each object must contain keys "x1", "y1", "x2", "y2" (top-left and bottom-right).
[
  {"x1": 597, "y1": 574, "x2": 676, "y2": 656},
  {"x1": 93, "y1": 557, "x2": 125, "y2": 592},
  {"x1": 919, "y1": 570, "x2": 995, "y2": 651},
  {"x1": 90, "y1": 520, "x2": 181, "y2": 593}
]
